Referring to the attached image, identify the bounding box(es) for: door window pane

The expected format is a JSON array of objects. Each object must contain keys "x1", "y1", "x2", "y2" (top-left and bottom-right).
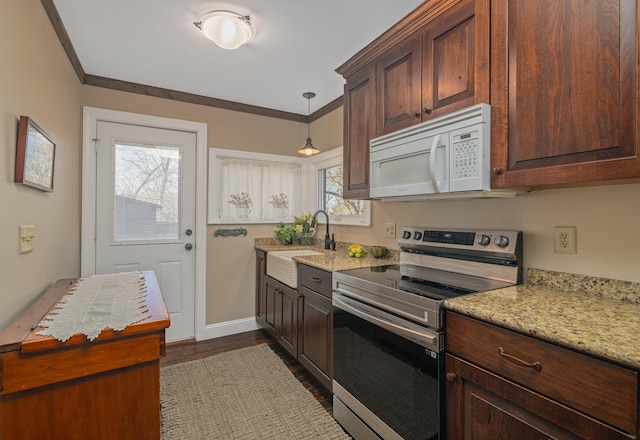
[{"x1": 113, "y1": 142, "x2": 181, "y2": 241}]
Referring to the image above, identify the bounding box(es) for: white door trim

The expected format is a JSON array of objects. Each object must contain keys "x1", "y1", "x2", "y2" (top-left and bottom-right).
[{"x1": 81, "y1": 106, "x2": 208, "y2": 341}]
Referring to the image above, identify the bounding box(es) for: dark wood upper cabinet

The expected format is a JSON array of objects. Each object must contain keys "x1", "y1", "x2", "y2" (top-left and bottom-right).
[
  {"x1": 378, "y1": 0, "x2": 488, "y2": 136},
  {"x1": 423, "y1": 0, "x2": 489, "y2": 119},
  {"x1": 491, "y1": 0, "x2": 640, "y2": 188},
  {"x1": 343, "y1": 65, "x2": 376, "y2": 199},
  {"x1": 376, "y1": 37, "x2": 423, "y2": 135},
  {"x1": 338, "y1": 0, "x2": 488, "y2": 198},
  {"x1": 338, "y1": 0, "x2": 640, "y2": 196}
]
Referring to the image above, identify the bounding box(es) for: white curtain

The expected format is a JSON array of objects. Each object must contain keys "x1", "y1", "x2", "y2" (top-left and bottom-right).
[{"x1": 219, "y1": 157, "x2": 300, "y2": 221}]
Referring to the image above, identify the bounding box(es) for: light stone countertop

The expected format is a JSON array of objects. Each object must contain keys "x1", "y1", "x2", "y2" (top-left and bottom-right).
[
  {"x1": 255, "y1": 238, "x2": 399, "y2": 272},
  {"x1": 443, "y1": 268, "x2": 640, "y2": 370}
]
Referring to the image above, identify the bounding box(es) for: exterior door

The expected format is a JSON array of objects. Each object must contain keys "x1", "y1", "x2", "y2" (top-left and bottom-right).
[{"x1": 95, "y1": 121, "x2": 196, "y2": 342}]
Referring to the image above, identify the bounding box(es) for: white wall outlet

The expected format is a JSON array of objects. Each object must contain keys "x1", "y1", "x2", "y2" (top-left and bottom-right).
[
  {"x1": 554, "y1": 226, "x2": 577, "y2": 255},
  {"x1": 384, "y1": 223, "x2": 396, "y2": 238},
  {"x1": 19, "y1": 225, "x2": 35, "y2": 254}
]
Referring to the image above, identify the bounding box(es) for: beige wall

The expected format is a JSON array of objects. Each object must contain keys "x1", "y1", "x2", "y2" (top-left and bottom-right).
[
  {"x1": 0, "y1": 0, "x2": 82, "y2": 331},
  {"x1": 338, "y1": 184, "x2": 640, "y2": 283},
  {"x1": 81, "y1": 86, "x2": 318, "y2": 325},
  {"x1": 3, "y1": 0, "x2": 638, "y2": 334},
  {"x1": 82, "y1": 85, "x2": 640, "y2": 328}
]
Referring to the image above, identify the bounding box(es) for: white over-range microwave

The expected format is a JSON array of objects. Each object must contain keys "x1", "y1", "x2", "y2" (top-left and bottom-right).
[{"x1": 370, "y1": 103, "x2": 508, "y2": 200}]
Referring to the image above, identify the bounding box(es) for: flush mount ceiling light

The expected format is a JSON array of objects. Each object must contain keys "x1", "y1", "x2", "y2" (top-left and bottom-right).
[
  {"x1": 194, "y1": 11, "x2": 254, "y2": 50},
  {"x1": 298, "y1": 92, "x2": 320, "y2": 156}
]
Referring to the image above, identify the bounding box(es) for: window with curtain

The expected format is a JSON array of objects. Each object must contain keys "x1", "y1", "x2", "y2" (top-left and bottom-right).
[{"x1": 208, "y1": 149, "x2": 303, "y2": 223}]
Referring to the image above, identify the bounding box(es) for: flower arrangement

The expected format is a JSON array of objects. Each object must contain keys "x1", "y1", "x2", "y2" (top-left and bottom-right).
[
  {"x1": 293, "y1": 212, "x2": 315, "y2": 235},
  {"x1": 293, "y1": 212, "x2": 316, "y2": 245},
  {"x1": 228, "y1": 192, "x2": 252, "y2": 208},
  {"x1": 270, "y1": 193, "x2": 289, "y2": 209}
]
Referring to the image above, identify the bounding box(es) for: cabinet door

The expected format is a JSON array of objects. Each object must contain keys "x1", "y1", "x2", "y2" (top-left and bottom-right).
[
  {"x1": 445, "y1": 354, "x2": 633, "y2": 440},
  {"x1": 491, "y1": 0, "x2": 640, "y2": 188},
  {"x1": 255, "y1": 250, "x2": 266, "y2": 325},
  {"x1": 263, "y1": 276, "x2": 278, "y2": 337},
  {"x1": 276, "y1": 283, "x2": 299, "y2": 358},
  {"x1": 343, "y1": 65, "x2": 376, "y2": 199},
  {"x1": 422, "y1": 0, "x2": 489, "y2": 119},
  {"x1": 298, "y1": 286, "x2": 332, "y2": 391},
  {"x1": 376, "y1": 37, "x2": 422, "y2": 135}
]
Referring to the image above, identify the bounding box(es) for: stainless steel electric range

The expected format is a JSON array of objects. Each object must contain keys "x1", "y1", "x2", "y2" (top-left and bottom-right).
[{"x1": 332, "y1": 227, "x2": 523, "y2": 440}]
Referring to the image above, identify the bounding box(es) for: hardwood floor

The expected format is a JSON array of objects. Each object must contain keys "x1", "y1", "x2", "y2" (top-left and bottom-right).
[{"x1": 161, "y1": 329, "x2": 334, "y2": 413}]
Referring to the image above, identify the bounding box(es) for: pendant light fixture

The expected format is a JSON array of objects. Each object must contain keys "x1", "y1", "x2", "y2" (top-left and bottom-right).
[
  {"x1": 194, "y1": 11, "x2": 254, "y2": 50},
  {"x1": 298, "y1": 92, "x2": 320, "y2": 156}
]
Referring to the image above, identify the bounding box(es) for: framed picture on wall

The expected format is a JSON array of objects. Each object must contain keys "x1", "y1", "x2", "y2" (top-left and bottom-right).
[{"x1": 15, "y1": 116, "x2": 56, "y2": 192}]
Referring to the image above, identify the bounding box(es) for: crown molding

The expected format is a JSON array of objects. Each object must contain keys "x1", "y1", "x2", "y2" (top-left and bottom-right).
[{"x1": 40, "y1": 0, "x2": 343, "y2": 123}]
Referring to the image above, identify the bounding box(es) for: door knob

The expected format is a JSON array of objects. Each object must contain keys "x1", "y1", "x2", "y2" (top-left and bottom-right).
[
  {"x1": 185, "y1": 243, "x2": 193, "y2": 251},
  {"x1": 185, "y1": 229, "x2": 193, "y2": 236}
]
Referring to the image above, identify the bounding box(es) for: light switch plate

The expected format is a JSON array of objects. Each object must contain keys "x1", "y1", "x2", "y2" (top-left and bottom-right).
[
  {"x1": 384, "y1": 223, "x2": 396, "y2": 238},
  {"x1": 19, "y1": 225, "x2": 35, "y2": 254}
]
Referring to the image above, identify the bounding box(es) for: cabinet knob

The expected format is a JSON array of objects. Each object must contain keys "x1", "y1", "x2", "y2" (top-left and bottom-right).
[
  {"x1": 492, "y1": 167, "x2": 502, "y2": 175},
  {"x1": 412, "y1": 111, "x2": 420, "y2": 118},
  {"x1": 446, "y1": 372, "x2": 457, "y2": 382},
  {"x1": 423, "y1": 108, "x2": 432, "y2": 115}
]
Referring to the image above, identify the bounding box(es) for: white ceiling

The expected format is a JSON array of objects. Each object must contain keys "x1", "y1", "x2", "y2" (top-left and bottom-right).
[{"x1": 52, "y1": 0, "x2": 424, "y2": 116}]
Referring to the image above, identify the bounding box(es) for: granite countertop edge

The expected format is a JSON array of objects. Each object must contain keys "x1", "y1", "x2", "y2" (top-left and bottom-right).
[
  {"x1": 255, "y1": 238, "x2": 399, "y2": 272},
  {"x1": 443, "y1": 268, "x2": 640, "y2": 370}
]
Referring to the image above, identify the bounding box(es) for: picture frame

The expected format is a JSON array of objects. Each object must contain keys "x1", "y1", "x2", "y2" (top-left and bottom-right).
[{"x1": 15, "y1": 116, "x2": 56, "y2": 192}]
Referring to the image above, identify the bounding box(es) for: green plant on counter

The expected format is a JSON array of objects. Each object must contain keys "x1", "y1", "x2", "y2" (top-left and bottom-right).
[{"x1": 275, "y1": 222, "x2": 297, "y2": 245}]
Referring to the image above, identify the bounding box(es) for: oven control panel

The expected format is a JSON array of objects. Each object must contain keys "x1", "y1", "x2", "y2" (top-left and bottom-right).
[{"x1": 398, "y1": 227, "x2": 521, "y2": 255}]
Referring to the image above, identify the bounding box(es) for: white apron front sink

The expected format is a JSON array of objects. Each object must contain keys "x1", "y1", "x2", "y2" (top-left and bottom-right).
[{"x1": 266, "y1": 250, "x2": 323, "y2": 288}]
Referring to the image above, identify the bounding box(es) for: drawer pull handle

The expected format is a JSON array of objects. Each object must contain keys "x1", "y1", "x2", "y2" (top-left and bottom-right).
[
  {"x1": 311, "y1": 277, "x2": 322, "y2": 283},
  {"x1": 497, "y1": 347, "x2": 542, "y2": 371}
]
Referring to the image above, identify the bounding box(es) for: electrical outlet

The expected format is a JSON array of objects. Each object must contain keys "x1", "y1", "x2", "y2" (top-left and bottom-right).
[
  {"x1": 384, "y1": 223, "x2": 396, "y2": 238},
  {"x1": 554, "y1": 226, "x2": 577, "y2": 255}
]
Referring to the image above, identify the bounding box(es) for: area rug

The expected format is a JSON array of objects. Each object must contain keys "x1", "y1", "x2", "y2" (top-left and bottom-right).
[{"x1": 160, "y1": 343, "x2": 351, "y2": 439}]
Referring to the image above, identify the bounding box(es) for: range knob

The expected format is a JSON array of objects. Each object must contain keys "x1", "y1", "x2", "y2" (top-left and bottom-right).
[
  {"x1": 402, "y1": 230, "x2": 412, "y2": 240},
  {"x1": 495, "y1": 235, "x2": 510, "y2": 248},
  {"x1": 413, "y1": 231, "x2": 423, "y2": 241},
  {"x1": 477, "y1": 234, "x2": 491, "y2": 246}
]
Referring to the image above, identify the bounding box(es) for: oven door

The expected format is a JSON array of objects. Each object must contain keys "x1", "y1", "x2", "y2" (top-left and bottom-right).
[{"x1": 332, "y1": 291, "x2": 443, "y2": 440}]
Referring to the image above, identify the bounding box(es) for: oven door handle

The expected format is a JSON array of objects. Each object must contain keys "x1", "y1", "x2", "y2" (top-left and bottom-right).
[{"x1": 333, "y1": 293, "x2": 440, "y2": 351}]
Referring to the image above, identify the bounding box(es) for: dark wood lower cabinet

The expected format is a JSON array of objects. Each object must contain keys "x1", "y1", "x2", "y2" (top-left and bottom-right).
[
  {"x1": 276, "y1": 280, "x2": 298, "y2": 358},
  {"x1": 445, "y1": 311, "x2": 638, "y2": 440},
  {"x1": 260, "y1": 274, "x2": 298, "y2": 359},
  {"x1": 261, "y1": 275, "x2": 277, "y2": 336},
  {"x1": 256, "y1": 252, "x2": 333, "y2": 391},
  {"x1": 298, "y1": 285, "x2": 332, "y2": 390},
  {"x1": 445, "y1": 354, "x2": 635, "y2": 440}
]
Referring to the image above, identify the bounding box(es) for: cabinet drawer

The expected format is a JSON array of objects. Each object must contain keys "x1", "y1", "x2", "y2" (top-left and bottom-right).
[
  {"x1": 446, "y1": 312, "x2": 638, "y2": 434},
  {"x1": 298, "y1": 264, "x2": 332, "y2": 298}
]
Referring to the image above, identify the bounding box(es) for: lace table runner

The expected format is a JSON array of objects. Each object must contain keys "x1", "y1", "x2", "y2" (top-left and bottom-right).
[{"x1": 37, "y1": 272, "x2": 150, "y2": 342}]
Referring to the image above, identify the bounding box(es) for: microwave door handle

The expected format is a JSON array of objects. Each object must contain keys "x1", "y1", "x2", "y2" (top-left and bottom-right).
[{"x1": 429, "y1": 134, "x2": 441, "y2": 193}]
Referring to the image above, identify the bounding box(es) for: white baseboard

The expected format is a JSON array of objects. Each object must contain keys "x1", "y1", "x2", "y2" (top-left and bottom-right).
[{"x1": 198, "y1": 317, "x2": 261, "y2": 341}]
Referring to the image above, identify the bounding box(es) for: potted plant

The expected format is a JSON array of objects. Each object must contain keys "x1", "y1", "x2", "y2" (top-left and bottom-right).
[{"x1": 274, "y1": 222, "x2": 297, "y2": 245}]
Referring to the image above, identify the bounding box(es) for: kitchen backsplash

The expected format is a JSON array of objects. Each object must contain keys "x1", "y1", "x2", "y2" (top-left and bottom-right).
[{"x1": 528, "y1": 268, "x2": 640, "y2": 303}]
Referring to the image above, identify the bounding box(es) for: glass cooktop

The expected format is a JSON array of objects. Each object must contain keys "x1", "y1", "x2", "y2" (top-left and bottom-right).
[{"x1": 337, "y1": 265, "x2": 476, "y2": 301}]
